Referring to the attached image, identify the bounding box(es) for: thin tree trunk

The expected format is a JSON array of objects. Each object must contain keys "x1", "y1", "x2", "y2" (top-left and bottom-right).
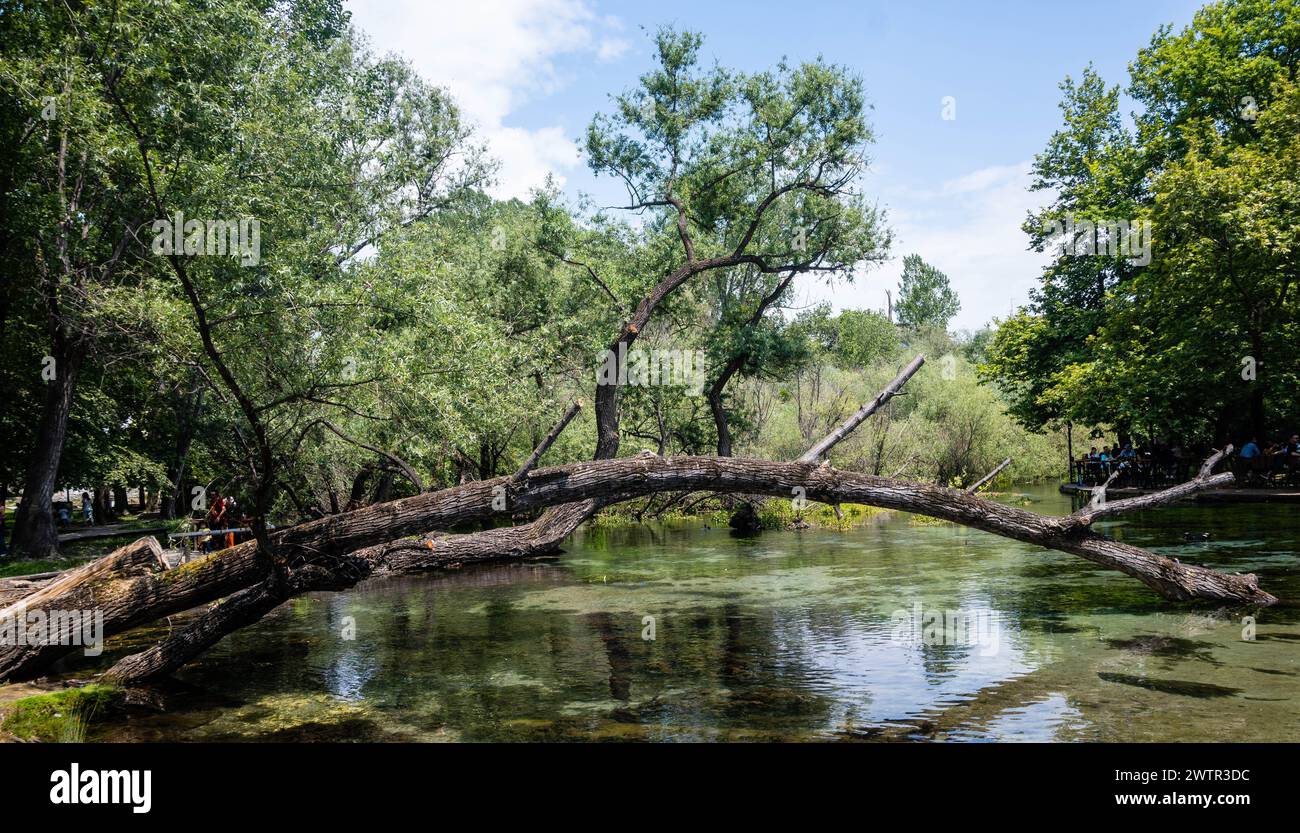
[
  {"x1": 708, "y1": 382, "x2": 735, "y2": 457},
  {"x1": 163, "y1": 389, "x2": 202, "y2": 520},
  {"x1": 93, "y1": 485, "x2": 112, "y2": 524},
  {"x1": 707, "y1": 272, "x2": 795, "y2": 457},
  {"x1": 1248, "y1": 326, "x2": 1265, "y2": 440},
  {"x1": 11, "y1": 349, "x2": 81, "y2": 558},
  {"x1": 346, "y1": 465, "x2": 372, "y2": 511},
  {"x1": 112, "y1": 484, "x2": 129, "y2": 517},
  {"x1": 370, "y1": 469, "x2": 394, "y2": 505},
  {"x1": 321, "y1": 465, "x2": 340, "y2": 515}
]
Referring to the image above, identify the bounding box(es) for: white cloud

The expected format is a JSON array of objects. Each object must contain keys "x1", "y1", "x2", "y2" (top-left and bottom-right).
[
  {"x1": 489, "y1": 125, "x2": 582, "y2": 196},
  {"x1": 940, "y1": 162, "x2": 1029, "y2": 196},
  {"x1": 347, "y1": 0, "x2": 621, "y2": 199},
  {"x1": 596, "y1": 37, "x2": 631, "y2": 62},
  {"x1": 809, "y1": 161, "x2": 1053, "y2": 331}
]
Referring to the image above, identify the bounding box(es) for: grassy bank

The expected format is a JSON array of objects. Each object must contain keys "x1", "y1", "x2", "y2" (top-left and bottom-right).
[
  {"x1": 591, "y1": 497, "x2": 890, "y2": 531},
  {"x1": 0, "y1": 536, "x2": 145, "y2": 578},
  {"x1": 0, "y1": 685, "x2": 119, "y2": 743}
]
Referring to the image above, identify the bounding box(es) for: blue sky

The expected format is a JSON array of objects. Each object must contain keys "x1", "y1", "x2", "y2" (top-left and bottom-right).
[{"x1": 348, "y1": 0, "x2": 1204, "y2": 330}]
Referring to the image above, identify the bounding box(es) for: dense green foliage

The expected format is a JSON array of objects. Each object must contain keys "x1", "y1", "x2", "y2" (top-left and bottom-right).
[
  {"x1": 981, "y1": 0, "x2": 1300, "y2": 445},
  {"x1": 10, "y1": 0, "x2": 1212, "y2": 563}
]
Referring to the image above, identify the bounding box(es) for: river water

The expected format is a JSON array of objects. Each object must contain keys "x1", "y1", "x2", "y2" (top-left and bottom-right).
[{"x1": 88, "y1": 484, "x2": 1299, "y2": 741}]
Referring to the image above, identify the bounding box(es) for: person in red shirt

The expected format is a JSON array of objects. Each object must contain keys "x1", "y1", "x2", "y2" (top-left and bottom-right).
[
  {"x1": 223, "y1": 496, "x2": 238, "y2": 549},
  {"x1": 205, "y1": 492, "x2": 227, "y2": 552}
]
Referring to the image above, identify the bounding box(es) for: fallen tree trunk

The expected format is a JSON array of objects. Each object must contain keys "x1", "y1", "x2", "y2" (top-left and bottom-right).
[
  {"x1": 102, "y1": 563, "x2": 359, "y2": 685},
  {"x1": 102, "y1": 505, "x2": 597, "y2": 683},
  {"x1": 110, "y1": 450, "x2": 1274, "y2": 685},
  {"x1": 0, "y1": 536, "x2": 272, "y2": 682},
  {"x1": 4, "y1": 385, "x2": 1273, "y2": 686},
  {"x1": 0, "y1": 573, "x2": 61, "y2": 607},
  {"x1": 0, "y1": 451, "x2": 1277, "y2": 684},
  {"x1": 112, "y1": 350, "x2": 910, "y2": 683},
  {"x1": 171, "y1": 455, "x2": 1290, "y2": 605},
  {"x1": 0, "y1": 537, "x2": 165, "y2": 623}
]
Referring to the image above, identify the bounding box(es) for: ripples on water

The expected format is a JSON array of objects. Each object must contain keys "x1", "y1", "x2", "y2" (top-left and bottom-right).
[{"x1": 86, "y1": 484, "x2": 1300, "y2": 742}]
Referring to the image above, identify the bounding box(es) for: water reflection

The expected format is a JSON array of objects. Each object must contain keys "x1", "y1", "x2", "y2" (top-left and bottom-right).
[{"x1": 87, "y1": 484, "x2": 1300, "y2": 742}]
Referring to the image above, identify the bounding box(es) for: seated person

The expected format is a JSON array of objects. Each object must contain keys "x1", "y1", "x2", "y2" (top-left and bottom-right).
[
  {"x1": 1119, "y1": 443, "x2": 1136, "y2": 459},
  {"x1": 1286, "y1": 434, "x2": 1300, "y2": 479},
  {"x1": 1239, "y1": 437, "x2": 1262, "y2": 459},
  {"x1": 1267, "y1": 441, "x2": 1288, "y2": 471}
]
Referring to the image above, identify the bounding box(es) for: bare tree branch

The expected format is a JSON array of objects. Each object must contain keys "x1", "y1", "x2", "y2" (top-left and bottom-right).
[
  {"x1": 538, "y1": 244, "x2": 621, "y2": 309},
  {"x1": 967, "y1": 458, "x2": 1012, "y2": 494},
  {"x1": 514, "y1": 400, "x2": 583, "y2": 481},
  {"x1": 799, "y1": 355, "x2": 926, "y2": 463}
]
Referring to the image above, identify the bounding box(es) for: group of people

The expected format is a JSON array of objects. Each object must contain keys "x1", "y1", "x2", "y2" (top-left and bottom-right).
[
  {"x1": 1073, "y1": 440, "x2": 1203, "y2": 488},
  {"x1": 50, "y1": 491, "x2": 97, "y2": 526},
  {"x1": 1074, "y1": 433, "x2": 1300, "y2": 488},
  {"x1": 1083, "y1": 444, "x2": 1139, "y2": 463},
  {"x1": 202, "y1": 491, "x2": 247, "y2": 552},
  {"x1": 1235, "y1": 433, "x2": 1300, "y2": 485}
]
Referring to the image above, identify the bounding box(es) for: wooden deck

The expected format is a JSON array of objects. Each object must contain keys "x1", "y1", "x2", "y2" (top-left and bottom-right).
[
  {"x1": 1060, "y1": 483, "x2": 1300, "y2": 503},
  {"x1": 56, "y1": 523, "x2": 169, "y2": 544}
]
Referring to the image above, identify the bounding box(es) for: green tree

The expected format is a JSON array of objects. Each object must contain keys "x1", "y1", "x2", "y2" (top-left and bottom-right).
[
  {"x1": 831, "y1": 309, "x2": 899, "y2": 368},
  {"x1": 1, "y1": 2, "x2": 158, "y2": 555},
  {"x1": 895, "y1": 254, "x2": 959, "y2": 331},
  {"x1": 982, "y1": 0, "x2": 1300, "y2": 442},
  {"x1": 580, "y1": 27, "x2": 891, "y2": 461},
  {"x1": 700, "y1": 265, "x2": 812, "y2": 456},
  {"x1": 1, "y1": 0, "x2": 489, "y2": 556}
]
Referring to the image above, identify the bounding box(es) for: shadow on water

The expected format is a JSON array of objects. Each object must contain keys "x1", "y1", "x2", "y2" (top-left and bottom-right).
[
  {"x1": 1103, "y1": 635, "x2": 1223, "y2": 666},
  {"x1": 1096, "y1": 672, "x2": 1241, "y2": 698}
]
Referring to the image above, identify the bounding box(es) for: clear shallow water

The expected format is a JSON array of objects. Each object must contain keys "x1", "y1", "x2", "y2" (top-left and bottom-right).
[{"x1": 88, "y1": 485, "x2": 1300, "y2": 742}]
